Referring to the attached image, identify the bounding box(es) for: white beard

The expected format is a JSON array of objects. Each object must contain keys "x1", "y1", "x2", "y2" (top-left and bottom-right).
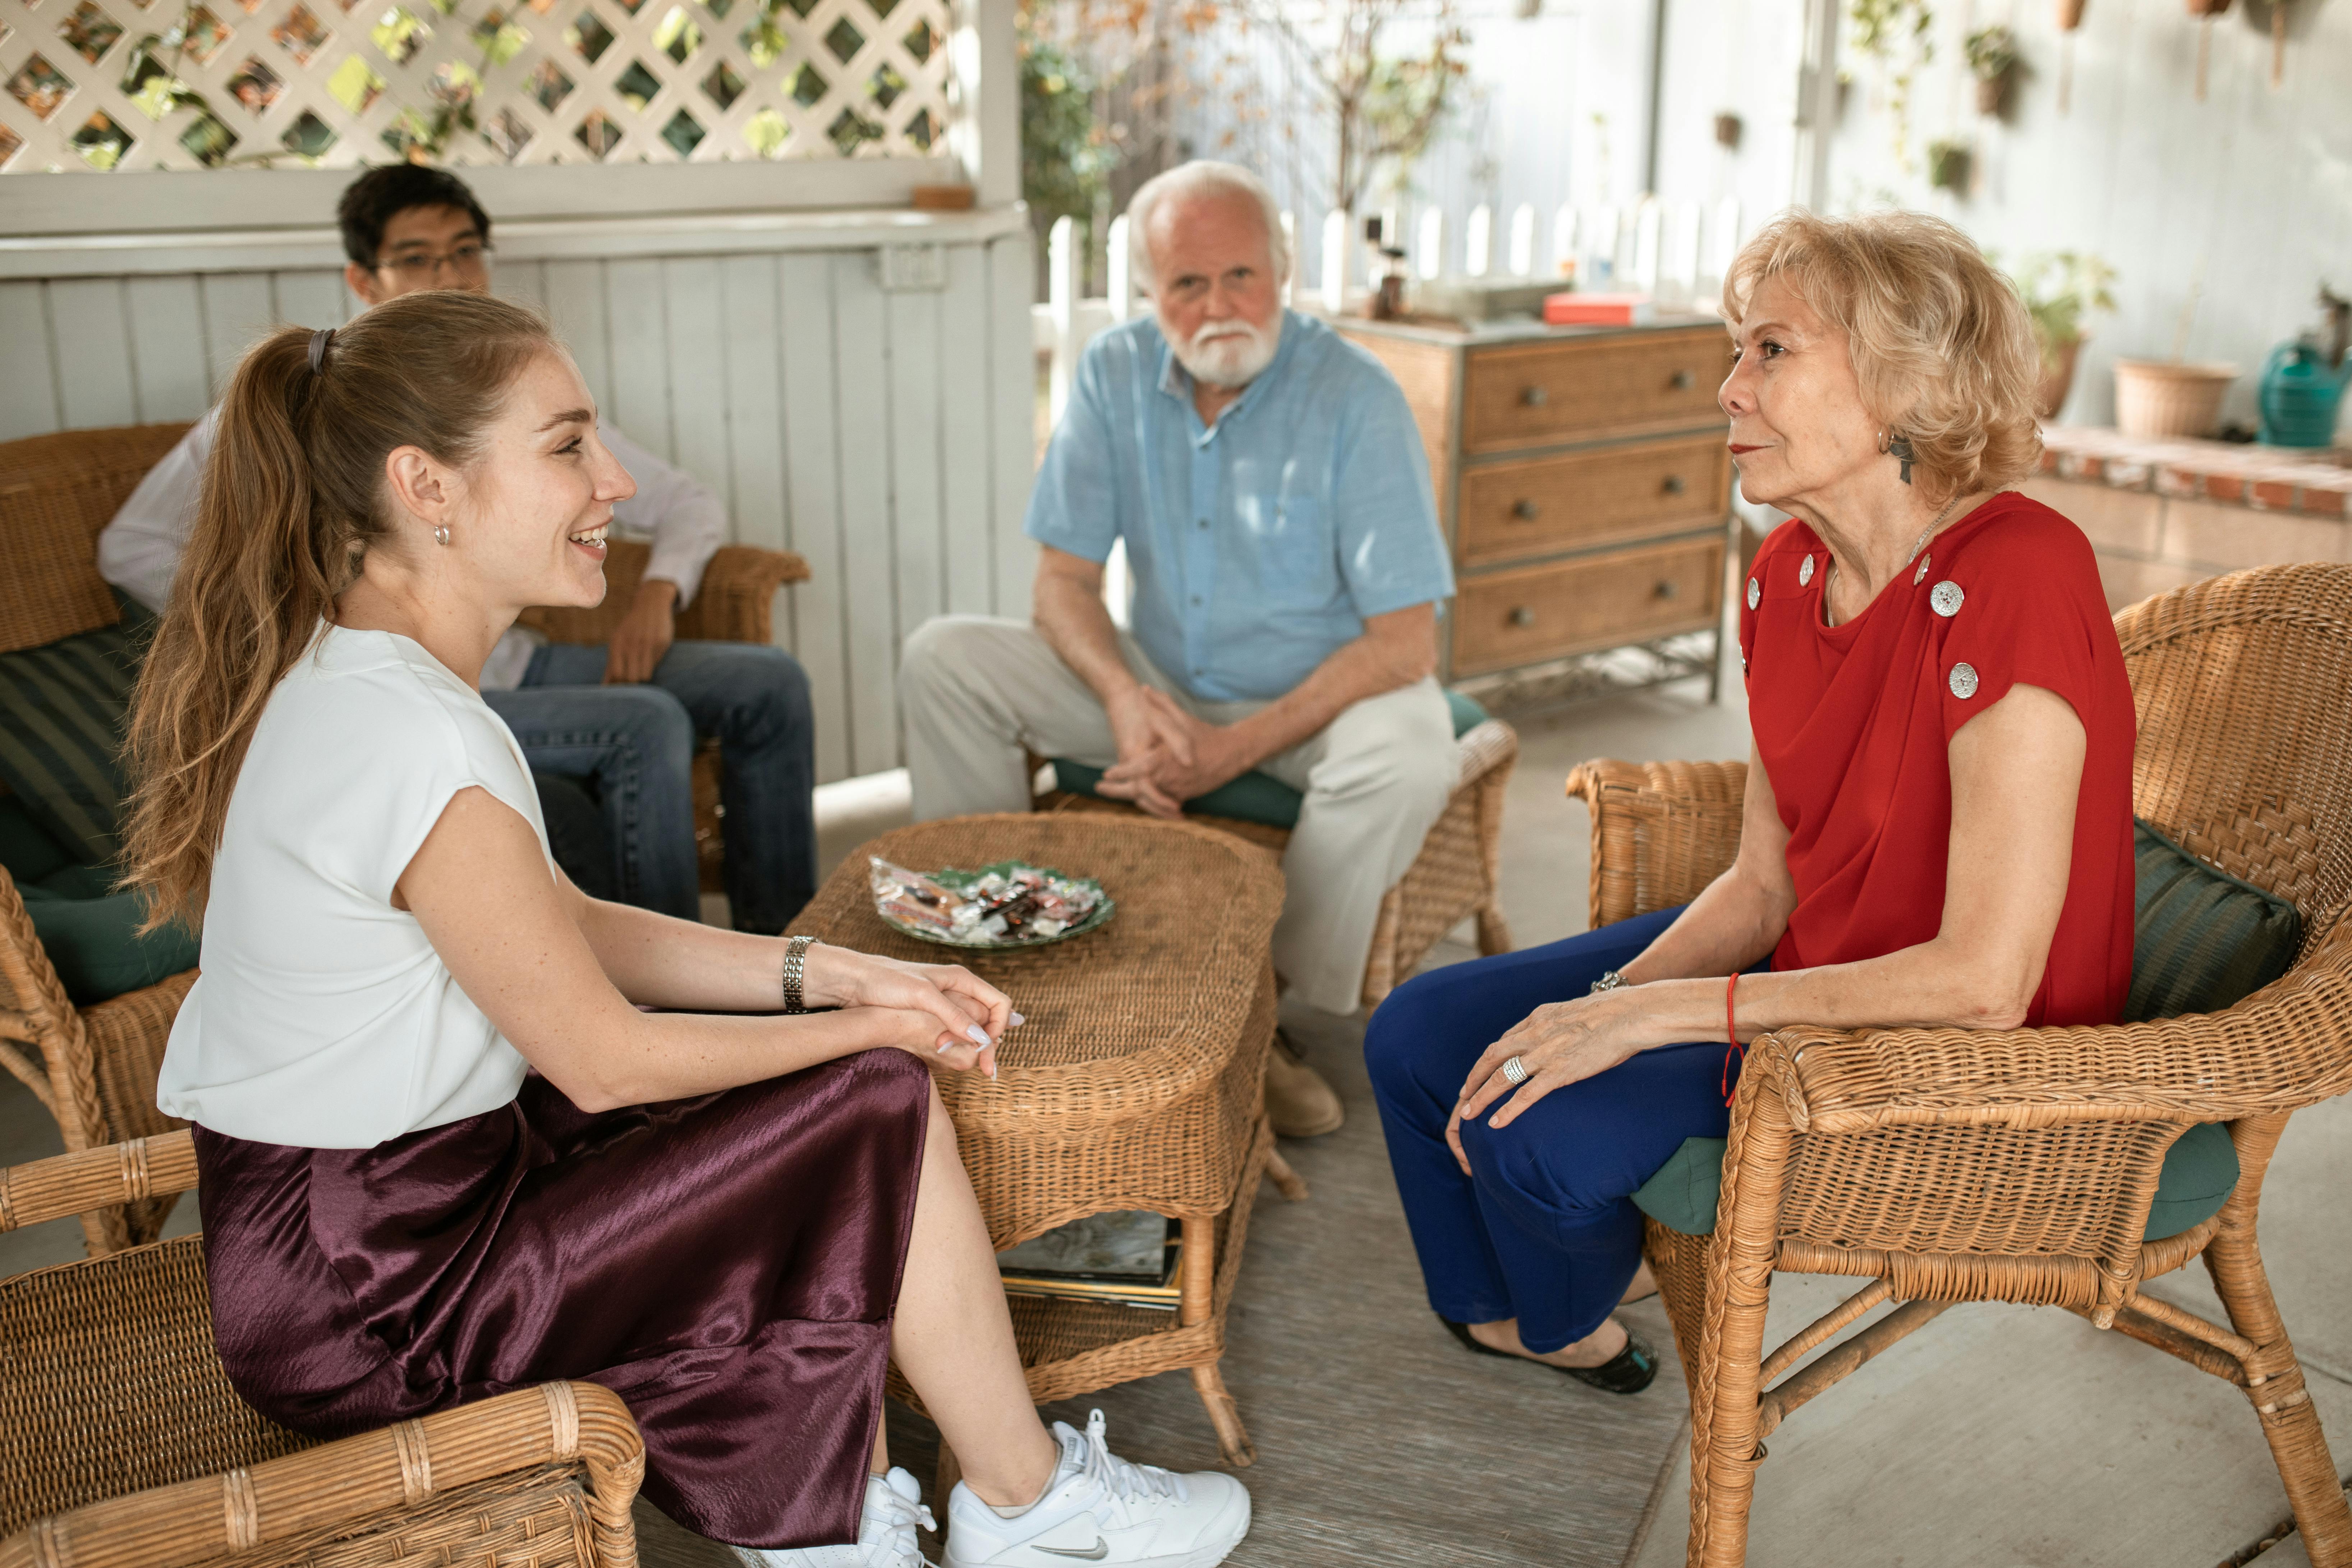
[{"x1": 1171, "y1": 313, "x2": 1282, "y2": 389}]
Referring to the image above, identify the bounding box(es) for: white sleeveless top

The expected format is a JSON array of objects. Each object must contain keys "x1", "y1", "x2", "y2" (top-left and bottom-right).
[{"x1": 156, "y1": 625, "x2": 552, "y2": 1148}]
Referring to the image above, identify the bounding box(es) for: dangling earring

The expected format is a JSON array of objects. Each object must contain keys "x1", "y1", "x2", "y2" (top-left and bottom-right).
[
  {"x1": 1878, "y1": 429, "x2": 1917, "y2": 485},
  {"x1": 433, "y1": 525, "x2": 451, "y2": 547}
]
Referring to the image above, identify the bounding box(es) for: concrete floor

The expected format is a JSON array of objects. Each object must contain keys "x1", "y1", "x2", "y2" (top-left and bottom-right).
[{"x1": 5, "y1": 669, "x2": 2348, "y2": 1564}]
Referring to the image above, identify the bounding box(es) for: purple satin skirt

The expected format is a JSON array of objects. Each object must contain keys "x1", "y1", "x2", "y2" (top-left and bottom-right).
[{"x1": 191, "y1": 1048, "x2": 932, "y2": 1549}]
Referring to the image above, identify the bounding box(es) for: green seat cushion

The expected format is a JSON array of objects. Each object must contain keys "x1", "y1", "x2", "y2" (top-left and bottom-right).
[
  {"x1": 0, "y1": 596, "x2": 153, "y2": 865},
  {"x1": 0, "y1": 793, "x2": 74, "y2": 886},
  {"x1": 1049, "y1": 688, "x2": 1493, "y2": 831},
  {"x1": 1632, "y1": 1121, "x2": 2240, "y2": 1241},
  {"x1": 14, "y1": 880, "x2": 197, "y2": 1007},
  {"x1": 2127, "y1": 819, "x2": 2302, "y2": 1024}
]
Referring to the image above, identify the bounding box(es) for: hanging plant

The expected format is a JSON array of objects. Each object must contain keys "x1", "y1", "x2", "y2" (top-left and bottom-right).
[
  {"x1": 2055, "y1": 0, "x2": 2085, "y2": 112},
  {"x1": 1963, "y1": 23, "x2": 2019, "y2": 115},
  {"x1": 1849, "y1": 0, "x2": 1936, "y2": 174},
  {"x1": 1926, "y1": 137, "x2": 1972, "y2": 194}
]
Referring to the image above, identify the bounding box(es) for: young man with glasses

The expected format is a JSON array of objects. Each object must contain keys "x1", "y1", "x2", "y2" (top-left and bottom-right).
[{"x1": 100, "y1": 165, "x2": 819, "y2": 933}]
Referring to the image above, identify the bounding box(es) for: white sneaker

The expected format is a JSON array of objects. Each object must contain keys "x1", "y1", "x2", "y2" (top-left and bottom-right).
[
  {"x1": 734, "y1": 1467, "x2": 935, "y2": 1568},
  {"x1": 942, "y1": 1410, "x2": 1250, "y2": 1568}
]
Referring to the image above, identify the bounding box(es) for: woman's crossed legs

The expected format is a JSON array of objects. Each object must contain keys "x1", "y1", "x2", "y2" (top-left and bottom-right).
[{"x1": 1366, "y1": 906, "x2": 1737, "y2": 1363}]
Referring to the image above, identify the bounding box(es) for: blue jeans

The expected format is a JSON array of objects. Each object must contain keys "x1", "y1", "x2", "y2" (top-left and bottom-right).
[
  {"x1": 1366, "y1": 905, "x2": 1767, "y2": 1352},
  {"x1": 483, "y1": 639, "x2": 817, "y2": 934}
]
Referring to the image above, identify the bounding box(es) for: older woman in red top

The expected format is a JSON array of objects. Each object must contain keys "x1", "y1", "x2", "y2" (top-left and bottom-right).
[{"x1": 1367, "y1": 209, "x2": 2135, "y2": 1393}]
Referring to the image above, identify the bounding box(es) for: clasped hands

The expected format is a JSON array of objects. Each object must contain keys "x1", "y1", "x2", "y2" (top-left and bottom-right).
[
  {"x1": 801, "y1": 943, "x2": 1020, "y2": 1078},
  {"x1": 1094, "y1": 685, "x2": 1255, "y2": 819},
  {"x1": 1444, "y1": 989, "x2": 1653, "y2": 1175}
]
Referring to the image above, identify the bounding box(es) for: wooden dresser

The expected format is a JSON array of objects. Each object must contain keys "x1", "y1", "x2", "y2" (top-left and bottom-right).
[{"x1": 1336, "y1": 314, "x2": 1736, "y2": 698}]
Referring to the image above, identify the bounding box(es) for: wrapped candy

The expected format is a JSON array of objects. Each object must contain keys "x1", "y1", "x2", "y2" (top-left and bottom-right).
[{"x1": 870, "y1": 857, "x2": 1106, "y2": 946}]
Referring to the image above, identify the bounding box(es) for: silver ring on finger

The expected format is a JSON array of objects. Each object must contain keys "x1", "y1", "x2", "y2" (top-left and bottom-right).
[{"x1": 1501, "y1": 1054, "x2": 1530, "y2": 1086}]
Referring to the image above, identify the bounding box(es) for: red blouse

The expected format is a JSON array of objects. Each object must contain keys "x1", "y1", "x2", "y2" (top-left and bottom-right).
[{"x1": 1737, "y1": 492, "x2": 2136, "y2": 1028}]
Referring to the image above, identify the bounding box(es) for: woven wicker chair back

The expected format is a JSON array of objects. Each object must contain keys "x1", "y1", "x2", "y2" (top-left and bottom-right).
[
  {"x1": 0, "y1": 424, "x2": 192, "y2": 655},
  {"x1": 0, "y1": 1233, "x2": 310, "y2": 1535},
  {"x1": 2115, "y1": 562, "x2": 2352, "y2": 946}
]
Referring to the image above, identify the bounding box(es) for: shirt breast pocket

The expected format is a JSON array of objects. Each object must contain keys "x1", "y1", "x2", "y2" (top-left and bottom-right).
[{"x1": 1250, "y1": 496, "x2": 1337, "y2": 593}]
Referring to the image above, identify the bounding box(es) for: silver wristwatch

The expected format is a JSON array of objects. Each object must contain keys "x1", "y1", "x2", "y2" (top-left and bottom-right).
[
  {"x1": 1590, "y1": 969, "x2": 1631, "y2": 995},
  {"x1": 781, "y1": 934, "x2": 820, "y2": 1013}
]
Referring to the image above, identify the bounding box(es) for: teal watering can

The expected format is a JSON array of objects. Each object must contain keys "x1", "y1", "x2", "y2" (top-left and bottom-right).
[{"x1": 2258, "y1": 338, "x2": 2351, "y2": 448}]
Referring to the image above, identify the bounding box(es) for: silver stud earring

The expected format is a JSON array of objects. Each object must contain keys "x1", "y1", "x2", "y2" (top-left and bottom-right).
[{"x1": 433, "y1": 525, "x2": 451, "y2": 547}]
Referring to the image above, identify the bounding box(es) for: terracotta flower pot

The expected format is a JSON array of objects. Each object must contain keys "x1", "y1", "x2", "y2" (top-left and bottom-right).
[
  {"x1": 2036, "y1": 336, "x2": 2085, "y2": 419},
  {"x1": 2113, "y1": 358, "x2": 2240, "y2": 440},
  {"x1": 2057, "y1": 0, "x2": 2086, "y2": 28},
  {"x1": 1975, "y1": 72, "x2": 2011, "y2": 115}
]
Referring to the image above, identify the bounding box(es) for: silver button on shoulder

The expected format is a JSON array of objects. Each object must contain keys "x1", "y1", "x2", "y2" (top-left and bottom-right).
[
  {"x1": 1747, "y1": 577, "x2": 1760, "y2": 610},
  {"x1": 1930, "y1": 580, "x2": 1965, "y2": 617},
  {"x1": 1949, "y1": 661, "x2": 1980, "y2": 699},
  {"x1": 1913, "y1": 555, "x2": 1931, "y2": 585},
  {"x1": 1799, "y1": 554, "x2": 1815, "y2": 586}
]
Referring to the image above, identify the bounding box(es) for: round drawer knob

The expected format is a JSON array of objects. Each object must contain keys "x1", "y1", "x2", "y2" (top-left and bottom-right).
[
  {"x1": 1511, "y1": 498, "x2": 1541, "y2": 520},
  {"x1": 1662, "y1": 474, "x2": 1687, "y2": 495},
  {"x1": 1508, "y1": 606, "x2": 1536, "y2": 628},
  {"x1": 1653, "y1": 580, "x2": 1679, "y2": 600},
  {"x1": 1669, "y1": 369, "x2": 1696, "y2": 390},
  {"x1": 1521, "y1": 385, "x2": 1549, "y2": 408}
]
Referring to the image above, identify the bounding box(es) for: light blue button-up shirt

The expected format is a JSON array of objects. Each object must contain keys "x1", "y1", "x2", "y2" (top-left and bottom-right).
[{"x1": 1025, "y1": 309, "x2": 1454, "y2": 703}]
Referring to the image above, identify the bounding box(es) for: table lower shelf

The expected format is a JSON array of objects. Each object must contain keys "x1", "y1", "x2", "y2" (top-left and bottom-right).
[{"x1": 902, "y1": 1116, "x2": 1290, "y2": 1471}]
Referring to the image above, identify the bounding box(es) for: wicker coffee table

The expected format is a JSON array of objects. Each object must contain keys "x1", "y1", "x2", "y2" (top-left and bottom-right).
[{"x1": 793, "y1": 812, "x2": 1302, "y2": 1468}]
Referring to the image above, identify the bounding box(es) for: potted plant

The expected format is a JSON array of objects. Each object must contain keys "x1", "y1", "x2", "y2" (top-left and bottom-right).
[
  {"x1": 2007, "y1": 250, "x2": 2118, "y2": 419},
  {"x1": 1927, "y1": 137, "x2": 1972, "y2": 194},
  {"x1": 1965, "y1": 23, "x2": 2019, "y2": 114}
]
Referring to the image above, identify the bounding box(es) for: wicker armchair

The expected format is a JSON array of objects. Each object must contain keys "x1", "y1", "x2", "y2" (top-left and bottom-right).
[
  {"x1": 517, "y1": 539, "x2": 810, "y2": 892},
  {"x1": 0, "y1": 1128, "x2": 647, "y2": 1568},
  {"x1": 0, "y1": 423, "x2": 203, "y2": 1257},
  {"x1": 1038, "y1": 718, "x2": 1519, "y2": 1011},
  {"x1": 1563, "y1": 562, "x2": 2352, "y2": 1567}
]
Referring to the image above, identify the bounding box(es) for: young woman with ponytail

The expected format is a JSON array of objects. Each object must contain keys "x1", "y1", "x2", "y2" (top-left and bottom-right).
[{"x1": 122, "y1": 292, "x2": 1251, "y2": 1568}]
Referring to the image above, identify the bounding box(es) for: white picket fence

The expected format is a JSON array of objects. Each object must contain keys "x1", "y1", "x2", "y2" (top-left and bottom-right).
[{"x1": 1032, "y1": 196, "x2": 1747, "y2": 423}]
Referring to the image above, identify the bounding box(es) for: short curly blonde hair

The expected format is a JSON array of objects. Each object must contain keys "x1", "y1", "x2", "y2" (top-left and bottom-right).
[{"x1": 1723, "y1": 209, "x2": 2043, "y2": 502}]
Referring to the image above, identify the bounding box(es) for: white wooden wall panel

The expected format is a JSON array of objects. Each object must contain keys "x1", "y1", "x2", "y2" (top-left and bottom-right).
[
  {"x1": 776, "y1": 251, "x2": 852, "y2": 787},
  {"x1": 1, "y1": 227, "x2": 1036, "y2": 784},
  {"x1": 831, "y1": 252, "x2": 901, "y2": 780},
  {"x1": 123, "y1": 277, "x2": 210, "y2": 424},
  {"x1": 49, "y1": 280, "x2": 137, "y2": 431}
]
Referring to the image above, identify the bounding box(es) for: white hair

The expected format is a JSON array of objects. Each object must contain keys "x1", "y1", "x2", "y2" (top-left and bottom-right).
[{"x1": 1125, "y1": 160, "x2": 1292, "y2": 295}]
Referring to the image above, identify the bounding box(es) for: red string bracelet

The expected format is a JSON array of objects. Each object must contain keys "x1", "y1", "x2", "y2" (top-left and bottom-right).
[{"x1": 1721, "y1": 972, "x2": 1746, "y2": 1107}]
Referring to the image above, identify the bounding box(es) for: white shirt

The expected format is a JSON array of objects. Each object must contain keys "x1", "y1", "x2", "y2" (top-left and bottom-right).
[
  {"x1": 98, "y1": 409, "x2": 729, "y2": 691},
  {"x1": 156, "y1": 626, "x2": 551, "y2": 1148}
]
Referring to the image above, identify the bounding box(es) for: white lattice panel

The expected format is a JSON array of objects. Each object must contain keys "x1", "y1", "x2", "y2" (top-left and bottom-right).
[{"x1": 0, "y1": 0, "x2": 955, "y2": 171}]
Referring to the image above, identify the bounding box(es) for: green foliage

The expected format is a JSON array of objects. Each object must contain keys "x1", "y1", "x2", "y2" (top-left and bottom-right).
[
  {"x1": 1849, "y1": 0, "x2": 1933, "y2": 172},
  {"x1": 1020, "y1": 32, "x2": 1110, "y2": 229},
  {"x1": 1358, "y1": 34, "x2": 1467, "y2": 202},
  {"x1": 2004, "y1": 250, "x2": 2120, "y2": 362},
  {"x1": 1963, "y1": 22, "x2": 2017, "y2": 79}
]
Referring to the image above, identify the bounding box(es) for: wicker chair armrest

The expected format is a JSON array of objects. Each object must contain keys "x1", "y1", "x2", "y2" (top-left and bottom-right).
[
  {"x1": 0, "y1": 1382, "x2": 644, "y2": 1568},
  {"x1": 1563, "y1": 757, "x2": 1749, "y2": 928},
  {"x1": 1751, "y1": 920, "x2": 2352, "y2": 1134},
  {"x1": 674, "y1": 546, "x2": 812, "y2": 645},
  {"x1": 0, "y1": 1128, "x2": 197, "y2": 1232}
]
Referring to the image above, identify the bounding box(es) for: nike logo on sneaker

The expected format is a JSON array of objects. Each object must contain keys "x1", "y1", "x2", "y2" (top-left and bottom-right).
[{"x1": 1034, "y1": 1543, "x2": 1109, "y2": 1560}]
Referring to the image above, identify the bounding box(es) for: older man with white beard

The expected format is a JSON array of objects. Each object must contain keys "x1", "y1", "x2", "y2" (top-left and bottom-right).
[{"x1": 899, "y1": 160, "x2": 1458, "y2": 1137}]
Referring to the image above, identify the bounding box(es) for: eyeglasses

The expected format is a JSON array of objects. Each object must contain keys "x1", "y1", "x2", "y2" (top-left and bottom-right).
[{"x1": 377, "y1": 243, "x2": 493, "y2": 281}]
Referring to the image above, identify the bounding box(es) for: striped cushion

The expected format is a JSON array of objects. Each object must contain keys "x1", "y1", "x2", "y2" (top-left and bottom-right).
[
  {"x1": 2126, "y1": 819, "x2": 2302, "y2": 1024},
  {"x1": 0, "y1": 599, "x2": 152, "y2": 867}
]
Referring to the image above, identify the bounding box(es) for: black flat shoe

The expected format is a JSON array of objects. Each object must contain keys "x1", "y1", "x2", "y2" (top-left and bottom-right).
[{"x1": 1438, "y1": 1314, "x2": 1661, "y2": 1395}]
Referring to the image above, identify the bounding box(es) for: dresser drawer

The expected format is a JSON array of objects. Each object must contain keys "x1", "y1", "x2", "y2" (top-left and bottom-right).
[
  {"x1": 1458, "y1": 436, "x2": 1730, "y2": 568},
  {"x1": 1451, "y1": 538, "x2": 1723, "y2": 677},
  {"x1": 1462, "y1": 329, "x2": 1730, "y2": 454}
]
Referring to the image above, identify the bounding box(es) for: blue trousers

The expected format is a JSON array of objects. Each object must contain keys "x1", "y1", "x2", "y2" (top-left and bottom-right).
[
  {"x1": 1367, "y1": 905, "x2": 1761, "y2": 1352},
  {"x1": 484, "y1": 640, "x2": 817, "y2": 935}
]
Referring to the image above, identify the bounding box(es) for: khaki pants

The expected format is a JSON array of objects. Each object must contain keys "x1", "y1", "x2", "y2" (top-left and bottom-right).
[{"x1": 899, "y1": 616, "x2": 1457, "y2": 1015}]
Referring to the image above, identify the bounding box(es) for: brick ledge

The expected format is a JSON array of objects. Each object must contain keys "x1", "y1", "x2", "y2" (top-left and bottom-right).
[{"x1": 2037, "y1": 426, "x2": 2350, "y2": 520}]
